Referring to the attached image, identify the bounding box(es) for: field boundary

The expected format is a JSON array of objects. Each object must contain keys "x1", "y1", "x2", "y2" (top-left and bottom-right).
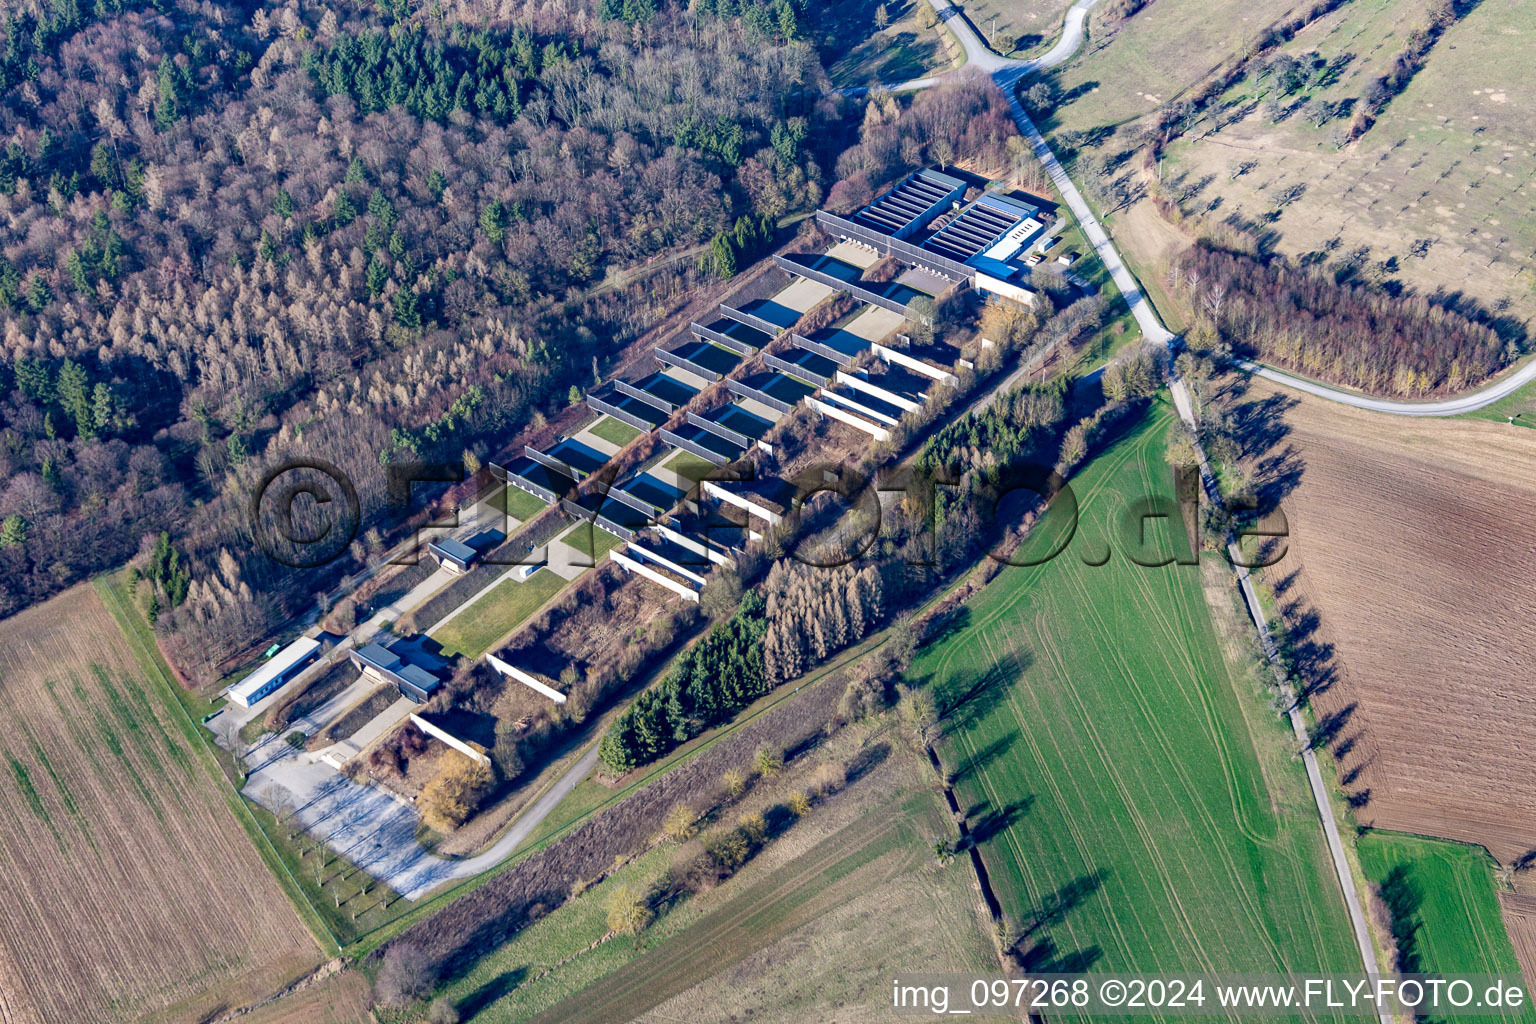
[{"x1": 94, "y1": 574, "x2": 343, "y2": 957}]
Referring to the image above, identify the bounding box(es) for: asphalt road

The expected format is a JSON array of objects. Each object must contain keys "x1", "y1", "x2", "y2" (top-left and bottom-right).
[
  {"x1": 916, "y1": 4, "x2": 1393, "y2": 1011},
  {"x1": 907, "y1": 0, "x2": 1533, "y2": 420},
  {"x1": 1236, "y1": 356, "x2": 1536, "y2": 416}
]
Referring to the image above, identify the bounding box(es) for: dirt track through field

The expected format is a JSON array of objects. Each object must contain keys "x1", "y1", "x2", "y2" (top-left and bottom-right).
[{"x1": 0, "y1": 585, "x2": 317, "y2": 1024}]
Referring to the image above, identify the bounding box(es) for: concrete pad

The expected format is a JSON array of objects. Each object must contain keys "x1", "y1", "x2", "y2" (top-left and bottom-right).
[
  {"x1": 570, "y1": 427, "x2": 621, "y2": 456},
  {"x1": 345, "y1": 695, "x2": 418, "y2": 755},
  {"x1": 662, "y1": 366, "x2": 712, "y2": 392},
  {"x1": 898, "y1": 265, "x2": 954, "y2": 296},
  {"x1": 773, "y1": 276, "x2": 835, "y2": 315},
  {"x1": 545, "y1": 536, "x2": 594, "y2": 580},
  {"x1": 844, "y1": 304, "x2": 907, "y2": 343},
  {"x1": 827, "y1": 240, "x2": 881, "y2": 269},
  {"x1": 735, "y1": 397, "x2": 786, "y2": 423}
]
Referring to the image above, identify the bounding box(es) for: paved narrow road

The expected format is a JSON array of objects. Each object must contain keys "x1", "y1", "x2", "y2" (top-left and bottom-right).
[
  {"x1": 913, "y1": 3, "x2": 1392, "y2": 1009},
  {"x1": 902, "y1": 0, "x2": 1534, "y2": 418},
  {"x1": 1237, "y1": 356, "x2": 1536, "y2": 416}
]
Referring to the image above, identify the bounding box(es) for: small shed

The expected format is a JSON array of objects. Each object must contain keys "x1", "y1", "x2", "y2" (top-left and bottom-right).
[{"x1": 428, "y1": 536, "x2": 479, "y2": 574}]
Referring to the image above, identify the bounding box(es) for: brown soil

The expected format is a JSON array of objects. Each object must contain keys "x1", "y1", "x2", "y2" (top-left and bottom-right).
[
  {"x1": 509, "y1": 565, "x2": 661, "y2": 679},
  {"x1": 1238, "y1": 379, "x2": 1536, "y2": 964},
  {"x1": 0, "y1": 586, "x2": 318, "y2": 1024}
]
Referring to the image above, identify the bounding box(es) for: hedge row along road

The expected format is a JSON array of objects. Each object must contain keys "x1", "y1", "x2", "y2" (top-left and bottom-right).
[
  {"x1": 884, "y1": 4, "x2": 1395, "y2": 1019},
  {"x1": 891, "y1": 0, "x2": 1536, "y2": 417}
]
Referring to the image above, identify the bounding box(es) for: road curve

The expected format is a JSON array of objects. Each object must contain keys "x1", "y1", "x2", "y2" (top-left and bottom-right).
[
  {"x1": 1018, "y1": 0, "x2": 1102, "y2": 73},
  {"x1": 926, "y1": 0, "x2": 1014, "y2": 73},
  {"x1": 1237, "y1": 357, "x2": 1536, "y2": 416},
  {"x1": 914, "y1": 3, "x2": 1394, "y2": 1008},
  {"x1": 903, "y1": 0, "x2": 1534, "y2": 418}
]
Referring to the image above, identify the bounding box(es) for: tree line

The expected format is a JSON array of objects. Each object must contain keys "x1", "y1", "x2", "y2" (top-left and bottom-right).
[
  {"x1": 1172, "y1": 241, "x2": 1512, "y2": 396},
  {"x1": 762, "y1": 560, "x2": 886, "y2": 686},
  {"x1": 1346, "y1": 0, "x2": 1477, "y2": 143},
  {"x1": 598, "y1": 591, "x2": 769, "y2": 774}
]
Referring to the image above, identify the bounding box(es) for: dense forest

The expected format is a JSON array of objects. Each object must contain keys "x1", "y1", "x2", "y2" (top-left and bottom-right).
[
  {"x1": 825, "y1": 74, "x2": 1018, "y2": 214},
  {"x1": 0, "y1": 0, "x2": 841, "y2": 669},
  {"x1": 1172, "y1": 242, "x2": 1513, "y2": 396}
]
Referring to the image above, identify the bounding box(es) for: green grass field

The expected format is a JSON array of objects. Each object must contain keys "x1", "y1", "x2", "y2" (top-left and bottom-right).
[
  {"x1": 431, "y1": 571, "x2": 570, "y2": 659},
  {"x1": 557, "y1": 522, "x2": 622, "y2": 562},
  {"x1": 585, "y1": 416, "x2": 642, "y2": 448},
  {"x1": 1464, "y1": 371, "x2": 1536, "y2": 430},
  {"x1": 491, "y1": 485, "x2": 551, "y2": 524},
  {"x1": 914, "y1": 400, "x2": 1365, "y2": 1011},
  {"x1": 1357, "y1": 831, "x2": 1532, "y2": 1017}
]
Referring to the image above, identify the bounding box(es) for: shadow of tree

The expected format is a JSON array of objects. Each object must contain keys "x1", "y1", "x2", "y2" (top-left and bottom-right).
[
  {"x1": 844, "y1": 740, "x2": 892, "y2": 787},
  {"x1": 456, "y1": 966, "x2": 529, "y2": 1019},
  {"x1": 953, "y1": 732, "x2": 1017, "y2": 784},
  {"x1": 1308, "y1": 701, "x2": 1356, "y2": 751},
  {"x1": 964, "y1": 795, "x2": 1036, "y2": 848},
  {"x1": 935, "y1": 651, "x2": 1029, "y2": 735}
]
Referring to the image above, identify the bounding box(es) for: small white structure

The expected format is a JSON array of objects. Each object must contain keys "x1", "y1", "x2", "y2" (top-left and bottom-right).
[
  {"x1": 609, "y1": 548, "x2": 701, "y2": 602},
  {"x1": 409, "y1": 714, "x2": 492, "y2": 767},
  {"x1": 227, "y1": 637, "x2": 322, "y2": 709},
  {"x1": 485, "y1": 652, "x2": 567, "y2": 704},
  {"x1": 701, "y1": 480, "x2": 785, "y2": 527}
]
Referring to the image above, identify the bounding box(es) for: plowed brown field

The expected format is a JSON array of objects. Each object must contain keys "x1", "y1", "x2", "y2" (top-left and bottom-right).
[
  {"x1": 0, "y1": 585, "x2": 318, "y2": 1024},
  {"x1": 1245, "y1": 380, "x2": 1536, "y2": 966},
  {"x1": 1253, "y1": 381, "x2": 1536, "y2": 857}
]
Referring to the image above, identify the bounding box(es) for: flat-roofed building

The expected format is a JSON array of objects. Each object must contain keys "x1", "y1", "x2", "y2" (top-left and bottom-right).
[
  {"x1": 923, "y1": 193, "x2": 1047, "y2": 306},
  {"x1": 852, "y1": 169, "x2": 967, "y2": 239},
  {"x1": 227, "y1": 636, "x2": 322, "y2": 709},
  {"x1": 349, "y1": 641, "x2": 445, "y2": 704},
  {"x1": 427, "y1": 536, "x2": 478, "y2": 574}
]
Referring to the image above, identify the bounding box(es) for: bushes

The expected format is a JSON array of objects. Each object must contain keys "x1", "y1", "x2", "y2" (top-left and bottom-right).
[
  {"x1": 372, "y1": 653, "x2": 847, "y2": 979},
  {"x1": 839, "y1": 665, "x2": 887, "y2": 722},
  {"x1": 659, "y1": 803, "x2": 698, "y2": 843},
  {"x1": 598, "y1": 593, "x2": 769, "y2": 774},
  {"x1": 604, "y1": 883, "x2": 654, "y2": 937},
  {"x1": 418, "y1": 752, "x2": 495, "y2": 832},
  {"x1": 373, "y1": 942, "x2": 436, "y2": 1006},
  {"x1": 702, "y1": 826, "x2": 751, "y2": 872}
]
